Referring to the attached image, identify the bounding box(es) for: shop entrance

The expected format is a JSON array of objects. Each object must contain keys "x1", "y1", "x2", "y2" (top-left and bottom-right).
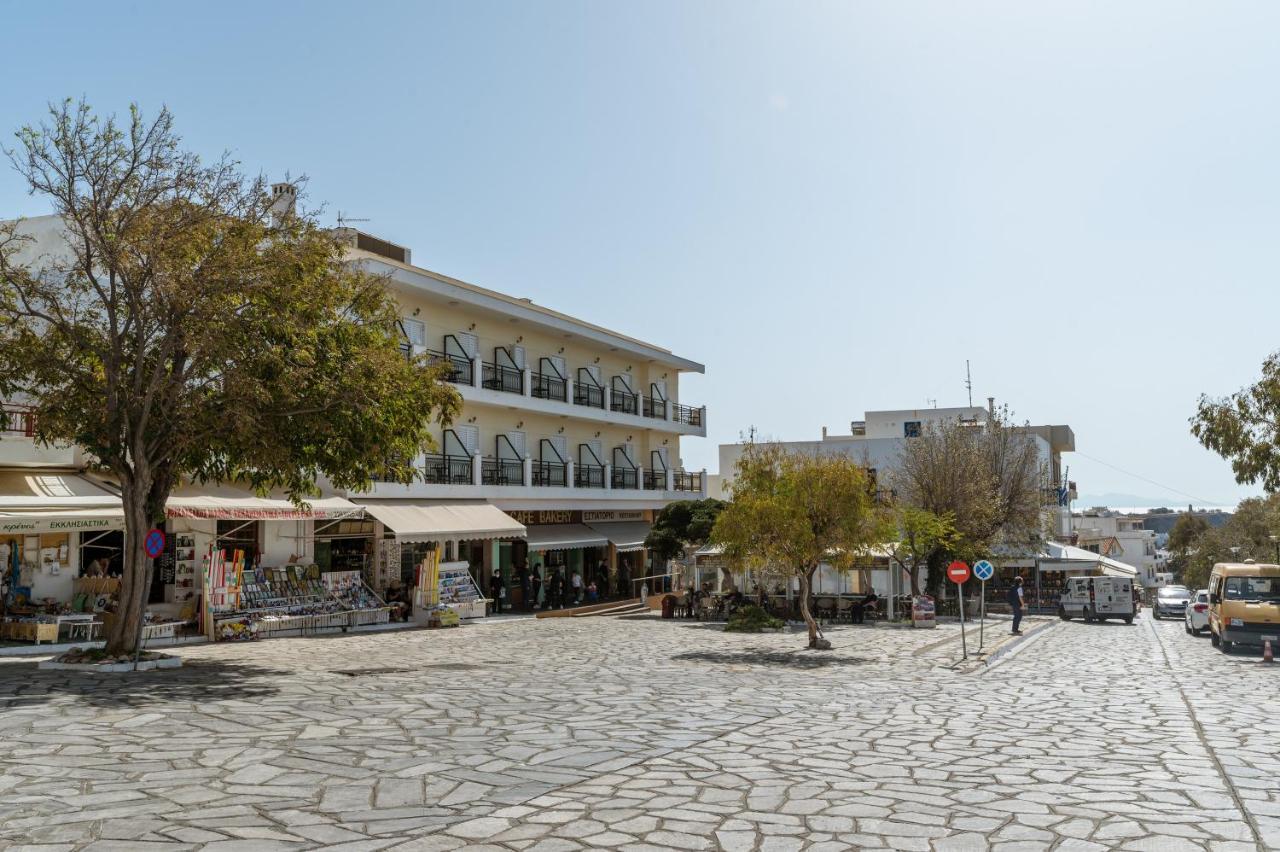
[
  {"x1": 314, "y1": 518, "x2": 376, "y2": 578},
  {"x1": 79, "y1": 530, "x2": 124, "y2": 578}
]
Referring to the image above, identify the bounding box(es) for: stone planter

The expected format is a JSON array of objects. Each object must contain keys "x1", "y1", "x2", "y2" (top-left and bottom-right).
[{"x1": 38, "y1": 654, "x2": 182, "y2": 673}]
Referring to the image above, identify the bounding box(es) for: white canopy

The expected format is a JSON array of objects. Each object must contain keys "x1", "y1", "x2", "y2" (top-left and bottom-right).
[
  {"x1": 587, "y1": 521, "x2": 652, "y2": 553},
  {"x1": 357, "y1": 500, "x2": 525, "y2": 543},
  {"x1": 166, "y1": 483, "x2": 360, "y2": 520},
  {"x1": 525, "y1": 524, "x2": 608, "y2": 551},
  {"x1": 0, "y1": 471, "x2": 124, "y2": 534},
  {"x1": 1039, "y1": 541, "x2": 1138, "y2": 577}
]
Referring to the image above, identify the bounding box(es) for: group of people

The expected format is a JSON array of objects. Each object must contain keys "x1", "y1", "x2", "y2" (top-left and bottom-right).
[{"x1": 489, "y1": 562, "x2": 616, "y2": 614}]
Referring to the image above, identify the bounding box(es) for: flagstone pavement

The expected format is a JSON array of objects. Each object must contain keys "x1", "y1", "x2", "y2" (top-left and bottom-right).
[{"x1": 0, "y1": 610, "x2": 1276, "y2": 851}]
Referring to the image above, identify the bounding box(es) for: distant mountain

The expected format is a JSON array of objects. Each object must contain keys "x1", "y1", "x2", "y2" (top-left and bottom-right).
[{"x1": 1073, "y1": 492, "x2": 1230, "y2": 512}]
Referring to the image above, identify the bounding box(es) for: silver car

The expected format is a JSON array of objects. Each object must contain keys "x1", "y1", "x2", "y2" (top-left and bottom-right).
[{"x1": 1153, "y1": 585, "x2": 1190, "y2": 619}]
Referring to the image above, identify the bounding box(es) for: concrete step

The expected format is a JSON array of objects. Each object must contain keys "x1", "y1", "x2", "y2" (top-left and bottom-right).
[{"x1": 535, "y1": 598, "x2": 644, "y2": 619}]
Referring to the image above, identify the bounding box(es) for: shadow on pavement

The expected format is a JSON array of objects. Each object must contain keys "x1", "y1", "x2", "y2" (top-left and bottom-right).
[
  {"x1": 672, "y1": 648, "x2": 873, "y2": 669},
  {"x1": 0, "y1": 658, "x2": 285, "y2": 709}
]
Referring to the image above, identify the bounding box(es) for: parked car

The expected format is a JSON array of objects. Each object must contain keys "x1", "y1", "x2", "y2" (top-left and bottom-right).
[
  {"x1": 1152, "y1": 585, "x2": 1190, "y2": 619},
  {"x1": 1208, "y1": 562, "x2": 1280, "y2": 653},
  {"x1": 1184, "y1": 589, "x2": 1210, "y2": 634},
  {"x1": 1058, "y1": 576, "x2": 1135, "y2": 624}
]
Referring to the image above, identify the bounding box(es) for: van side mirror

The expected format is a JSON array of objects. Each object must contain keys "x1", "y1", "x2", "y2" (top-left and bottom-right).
[{"x1": 1209, "y1": 593, "x2": 1220, "y2": 604}]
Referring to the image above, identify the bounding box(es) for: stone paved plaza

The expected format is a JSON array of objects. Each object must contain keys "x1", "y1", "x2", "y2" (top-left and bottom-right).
[{"x1": 0, "y1": 611, "x2": 1277, "y2": 851}]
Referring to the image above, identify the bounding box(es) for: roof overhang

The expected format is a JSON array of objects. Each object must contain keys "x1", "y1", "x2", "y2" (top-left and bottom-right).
[{"x1": 356, "y1": 500, "x2": 525, "y2": 543}]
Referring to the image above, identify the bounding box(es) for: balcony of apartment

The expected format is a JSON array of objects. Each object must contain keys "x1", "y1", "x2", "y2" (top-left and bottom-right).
[
  {"x1": 403, "y1": 336, "x2": 706, "y2": 437},
  {"x1": 0, "y1": 404, "x2": 79, "y2": 467}
]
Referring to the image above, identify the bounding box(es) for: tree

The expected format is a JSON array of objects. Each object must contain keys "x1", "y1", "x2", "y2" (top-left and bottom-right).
[
  {"x1": 1166, "y1": 513, "x2": 1209, "y2": 577},
  {"x1": 892, "y1": 408, "x2": 1045, "y2": 593},
  {"x1": 889, "y1": 506, "x2": 959, "y2": 596},
  {"x1": 1193, "y1": 352, "x2": 1280, "y2": 491},
  {"x1": 644, "y1": 498, "x2": 727, "y2": 562},
  {"x1": 0, "y1": 101, "x2": 461, "y2": 655},
  {"x1": 711, "y1": 443, "x2": 892, "y2": 649}
]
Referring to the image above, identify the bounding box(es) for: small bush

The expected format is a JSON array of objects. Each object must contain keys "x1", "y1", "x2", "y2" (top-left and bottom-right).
[{"x1": 724, "y1": 604, "x2": 785, "y2": 633}]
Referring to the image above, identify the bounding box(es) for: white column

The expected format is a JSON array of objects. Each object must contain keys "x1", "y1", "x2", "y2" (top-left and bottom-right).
[
  {"x1": 603, "y1": 386, "x2": 612, "y2": 412},
  {"x1": 604, "y1": 462, "x2": 613, "y2": 490},
  {"x1": 522, "y1": 456, "x2": 533, "y2": 487},
  {"x1": 666, "y1": 468, "x2": 675, "y2": 492},
  {"x1": 668, "y1": 397, "x2": 677, "y2": 423},
  {"x1": 566, "y1": 460, "x2": 576, "y2": 488},
  {"x1": 566, "y1": 378, "x2": 575, "y2": 405},
  {"x1": 522, "y1": 367, "x2": 532, "y2": 397},
  {"x1": 472, "y1": 453, "x2": 483, "y2": 486},
  {"x1": 700, "y1": 468, "x2": 707, "y2": 497},
  {"x1": 470, "y1": 357, "x2": 482, "y2": 388}
]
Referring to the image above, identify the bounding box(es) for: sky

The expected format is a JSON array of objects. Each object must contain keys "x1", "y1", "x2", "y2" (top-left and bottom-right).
[{"x1": 3, "y1": 1, "x2": 1278, "y2": 509}]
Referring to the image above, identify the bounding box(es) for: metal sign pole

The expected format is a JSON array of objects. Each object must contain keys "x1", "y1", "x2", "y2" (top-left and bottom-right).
[
  {"x1": 958, "y1": 582, "x2": 967, "y2": 660},
  {"x1": 980, "y1": 580, "x2": 986, "y2": 649}
]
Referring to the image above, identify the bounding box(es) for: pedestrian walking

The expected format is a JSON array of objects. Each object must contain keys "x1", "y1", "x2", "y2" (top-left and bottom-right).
[
  {"x1": 530, "y1": 570, "x2": 542, "y2": 610},
  {"x1": 489, "y1": 570, "x2": 504, "y2": 615},
  {"x1": 571, "y1": 570, "x2": 583, "y2": 604},
  {"x1": 1008, "y1": 576, "x2": 1025, "y2": 635}
]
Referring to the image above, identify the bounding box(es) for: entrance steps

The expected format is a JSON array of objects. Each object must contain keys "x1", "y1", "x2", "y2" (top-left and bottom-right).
[{"x1": 535, "y1": 598, "x2": 647, "y2": 619}]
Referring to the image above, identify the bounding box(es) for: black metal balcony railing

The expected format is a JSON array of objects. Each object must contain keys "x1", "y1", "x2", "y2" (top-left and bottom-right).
[
  {"x1": 643, "y1": 468, "x2": 666, "y2": 490},
  {"x1": 423, "y1": 453, "x2": 474, "y2": 485},
  {"x1": 531, "y1": 373, "x2": 567, "y2": 402},
  {"x1": 672, "y1": 403, "x2": 702, "y2": 427},
  {"x1": 574, "y1": 384, "x2": 605, "y2": 409},
  {"x1": 481, "y1": 457, "x2": 525, "y2": 486},
  {"x1": 672, "y1": 470, "x2": 703, "y2": 492},
  {"x1": 610, "y1": 390, "x2": 639, "y2": 416},
  {"x1": 426, "y1": 349, "x2": 473, "y2": 386},
  {"x1": 612, "y1": 467, "x2": 638, "y2": 490},
  {"x1": 532, "y1": 460, "x2": 567, "y2": 487},
  {"x1": 642, "y1": 396, "x2": 667, "y2": 420},
  {"x1": 481, "y1": 362, "x2": 524, "y2": 394},
  {"x1": 575, "y1": 463, "x2": 605, "y2": 489},
  {"x1": 1, "y1": 405, "x2": 34, "y2": 436}
]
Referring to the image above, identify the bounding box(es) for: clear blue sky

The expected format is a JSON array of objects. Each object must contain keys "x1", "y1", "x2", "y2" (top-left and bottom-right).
[{"x1": 4, "y1": 1, "x2": 1277, "y2": 507}]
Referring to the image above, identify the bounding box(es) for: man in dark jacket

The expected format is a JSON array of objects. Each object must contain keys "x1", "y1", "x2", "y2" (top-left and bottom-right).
[{"x1": 1008, "y1": 576, "x2": 1024, "y2": 635}]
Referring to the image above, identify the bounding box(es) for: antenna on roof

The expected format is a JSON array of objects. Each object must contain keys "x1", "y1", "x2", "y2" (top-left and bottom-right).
[
  {"x1": 965, "y1": 360, "x2": 973, "y2": 407},
  {"x1": 336, "y1": 211, "x2": 371, "y2": 228},
  {"x1": 926, "y1": 398, "x2": 937, "y2": 408}
]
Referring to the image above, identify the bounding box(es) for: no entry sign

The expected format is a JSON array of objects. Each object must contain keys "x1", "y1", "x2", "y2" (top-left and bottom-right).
[
  {"x1": 144, "y1": 528, "x2": 166, "y2": 559},
  {"x1": 947, "y1": 560, "x2": 971, "y2": 584}
]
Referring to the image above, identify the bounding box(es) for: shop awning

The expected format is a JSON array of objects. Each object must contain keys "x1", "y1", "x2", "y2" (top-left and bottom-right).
[
  {"x1": 166, "y1": 483, "x2": 360, "y2": 520},
  {"x1": 587, "y1": 521, "x2": 652, "y2": 553},
  {"x1": 525, "y1": 524, "x2": 608, "y2": 551},
  {"x1": 356, "y1": 500, "x2": 525, "y2": 543},
  {"x1": 1038, "y1": 542, "x2": 1138, "y2": 577},
  {"x1": 0, "y1": 471, "x2": 124, "y2": 534}
]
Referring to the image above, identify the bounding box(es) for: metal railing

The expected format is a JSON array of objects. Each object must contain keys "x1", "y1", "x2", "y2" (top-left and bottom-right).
[
  {"x1": 672, "y1": 470, "x2": 703, "y2": 492},
  {"x1": 1, "y1": 405, "x2": 34, "y2": 436},
  {"x1": 481, "y1": 457, "x2": 525, "y2": 486},
  {"x1": 643, "y1": 468, "x2": 666, "y2": 490},
  {"x1": 481, "y1": 362, "x2": 524, "y2": 394},
  {"x1": 575, "y1": 463, "x2": 605, "y2": 489},
  {"x1": 423, "y1": 453, "x2": 474, "y2": 485},
  {"x1": 672, "y1": 403, "x2": 702, "y2": 426},
  {"x1": 612, "y1": 467, "x2": 638, "y2": 490},
  {"x1": 425, "y1": 349, "x2": 473, "y2": 385},
  {"x1": 610, "y1": 390, "x2": 639, "y2": 415},
  {"x1": 574, "y1": 383, "x2": 604, "y2": 409},
  {"x1": 642, "y1": 396, "x2": 667, "y2": 420},
  {"x1": 533, "y1": 460, "x2": 567, "y2": 487},
  {"x1": 531, "y1": 373, "x2": 567, "y2": 402}
]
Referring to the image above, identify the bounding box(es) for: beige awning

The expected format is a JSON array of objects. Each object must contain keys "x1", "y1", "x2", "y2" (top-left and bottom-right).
[
  {"x1": 357, "y1": 500, "x2": 525, "y2": 543},
  {"x1": 0, "y1": 471, "x2": 124, "y2": 534},
  {"x1": 587, "y1": 521, "x2": 652, "y2": 553},
  {"x1": 166, "y1": 483, "x2": 360, "y2": 520},
  {"x1": 525, "y1": 524, "x2": 608, "y2": 551}
]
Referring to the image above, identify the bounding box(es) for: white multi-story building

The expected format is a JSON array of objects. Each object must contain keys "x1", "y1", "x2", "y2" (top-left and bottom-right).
[{"x1": 1071, "y1": 510, "x2": 1162, "y2": 588}]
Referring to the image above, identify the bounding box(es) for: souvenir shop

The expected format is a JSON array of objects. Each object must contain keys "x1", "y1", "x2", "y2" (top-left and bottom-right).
[
  {"x1": 0, "y1": 470, "x2": 128, "y2": 644},
  {"x1": 354, "y1": 499, "x2": 527, "y2": 619},
  {"x1": 165, "y1": 483, "x2": 391, "y2": 642}
]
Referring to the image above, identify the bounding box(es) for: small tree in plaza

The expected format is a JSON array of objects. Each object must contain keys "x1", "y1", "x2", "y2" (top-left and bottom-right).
[
  {"x1": 645, "y1": 498, "x2": 727, "y2": 588},
  {"x1": 889, "y1": 506, "x2": 959, "y2": 596},
  {"x1": 711, "y1": 442, "x2": 891, "y2": 650},
  {"x1": 0, "y1": 101, "x2": 461, "y2": 655}
]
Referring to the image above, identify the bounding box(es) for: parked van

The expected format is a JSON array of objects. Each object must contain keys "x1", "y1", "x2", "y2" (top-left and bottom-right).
[
  {"x1": 1208, "y1": 562, "x2": 1280, "y2": 653},
  {"x1": 1058, "y1": 576, "x2": 1136, "y2": 624}
]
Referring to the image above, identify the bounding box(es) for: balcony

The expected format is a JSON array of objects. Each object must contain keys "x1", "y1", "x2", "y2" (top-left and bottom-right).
[
  {"x1": 672, "y1": 470, "x2": 703, "y2": 492},
  {"x1": 643, "y1": 468, "x2": 665, "y2": 490},
  {"x1": 482, "y1": 362, "x2": 524, "y2": 395},
  {"x1": 642, "y1": 396, "x2": 667, "y2": 420},
  {"x1": 482, "y1": 457, "x2": 525, "y2": 486},
  {"x1": 427, "y1": 350, "x2": 473, "y2": 385},
  {"x1": 422, "y1": 453, "x2": 473, "y2": 485},
  {"x1": 575, "y1": 463, "x2": 605, "y2": 489},
  {"x1": 610, "y1": 390, "x2": 639, "y2": 416},
  {"x1": 574, "y1": 384, "x2": 605, "y2": 409},
  {"x1": 532, "y1": 459, "x2": 567, "y2": 487},
  {"x1": 612, "y1": 467, "x2": 639, "y2": 490},
  {"x1": 672, "y1": 403, "x2": 702, "y2": 427},
  {"x1": 2, "y1": 405, "x2": 34, "y2": 437},
  {"x1": 532, "y1": 373, "x2": 567, "y2": 402}
]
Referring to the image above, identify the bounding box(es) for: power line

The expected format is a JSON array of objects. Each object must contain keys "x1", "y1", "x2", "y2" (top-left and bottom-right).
[{"x1": 1072, "y1": 450, "x2": 1219, "y2": 507}]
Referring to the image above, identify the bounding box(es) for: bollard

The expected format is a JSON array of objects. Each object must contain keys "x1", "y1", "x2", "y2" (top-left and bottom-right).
[{"x1": 1265, "y1": 639, "x2": 1274, "y2": 663}]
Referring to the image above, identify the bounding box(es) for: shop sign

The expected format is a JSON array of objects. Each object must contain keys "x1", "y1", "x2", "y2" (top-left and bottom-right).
[
  {"x1": 507, "y1": 510, "x2": 574, "y2": 525},
  {"x1": 0, "y1": 517, "x2": 122, "y2": 535},
  {"x1": 582, "y1": 510, "x2": 646, "y2": 523}
]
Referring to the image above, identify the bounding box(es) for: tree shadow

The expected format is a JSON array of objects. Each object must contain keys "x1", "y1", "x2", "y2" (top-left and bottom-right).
[
  {"x1": 672, "y1": 649, "x2": 873, "y2": 669},
  {"x1": 0, "y1": 657, "x2": 285, "y2": 709}
]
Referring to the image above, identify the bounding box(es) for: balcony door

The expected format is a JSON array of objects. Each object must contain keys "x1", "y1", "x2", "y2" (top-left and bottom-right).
[
  {"x1": 650, "y1": 380, "x2": 667, "y2": 401},
  {"x1": 450, "y1": 425, "x2": 479, "y2": 456}
]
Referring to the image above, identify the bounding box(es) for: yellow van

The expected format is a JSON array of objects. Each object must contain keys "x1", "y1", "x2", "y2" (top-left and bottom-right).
[{"x1": 1208, "y1": 562, "x2": 1280, "y2": 653}]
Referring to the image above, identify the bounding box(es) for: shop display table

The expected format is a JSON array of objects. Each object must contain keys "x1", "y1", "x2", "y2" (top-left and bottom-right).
[
  {"x1": 57, "y1": 614, "x2": 101, "y2": 643},
  {"x1": 1, "y1": 619, "x2": 60, "y2": 644}
]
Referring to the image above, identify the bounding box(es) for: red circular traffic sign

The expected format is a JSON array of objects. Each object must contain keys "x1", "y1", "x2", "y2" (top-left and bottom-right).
[
  {"x1": 947, "y1": 560, "x2": 971, "y2": 584},
  {"x1": 144, "y1": 528, "x2": 166, "y2": 559}
]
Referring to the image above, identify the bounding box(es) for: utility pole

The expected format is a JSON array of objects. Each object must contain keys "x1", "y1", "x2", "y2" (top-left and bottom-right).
[{"x1": 965, "y1": 361, "x2": 973, "y2": 408}]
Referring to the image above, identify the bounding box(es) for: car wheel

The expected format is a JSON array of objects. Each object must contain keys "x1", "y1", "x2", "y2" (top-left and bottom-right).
[
  {"x1": 1185, "y1": 620, "x2": 1192, "y2": 634},
  {"x1": 1058, "y1": 606, "x2": 1071, "y2": 621},
  {"x1": 1211, "y1": 630, "x2": 1220, "y2": 647},
  {"x1": 1193, "y1": 626, "x2": 1202, "y2": 635},
  {"x1": 1124, "y1": 615, "x2": 1133, "y2": 625},
  {"x1": 1220, "y1": 638, "x2": 1233, "y2": 654},
  {"x1": 1153, "y1": 610, "x2": 1160, "y2": 620}
]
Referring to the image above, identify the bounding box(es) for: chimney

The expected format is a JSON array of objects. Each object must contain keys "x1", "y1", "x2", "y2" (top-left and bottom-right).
[
  {"x1": 821, "y1": 426, "x2": 827, "y2": 439},
  {"x1": 269, "y1": 182, "x2": 297, "y2": 227},
  {"x1": 987, "y1": 396, "x2": 995, "y2": 417}
]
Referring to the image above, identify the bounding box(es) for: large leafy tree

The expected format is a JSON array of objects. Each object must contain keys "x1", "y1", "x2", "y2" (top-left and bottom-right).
[
  {"x1": 888, "y1": 506, "x2": 959, "y2": 596},
  {"x1": 892, "y1": 408, "x2": 1045, "y2": 594},
  {"x1": 1193, "y1": 352, "x2": 1280, "y2": 491},
  {"x1": 712, "y1": 442, "x2": 891, "y2": 650},
  {"x1": 0, "y1": 101, "x2": 460, "y2": 654},
  {"x1": 645, "y1": 498, "x2": 727, "y2": 588}
]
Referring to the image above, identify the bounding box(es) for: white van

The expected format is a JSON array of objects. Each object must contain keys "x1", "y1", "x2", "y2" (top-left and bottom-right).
[{"x1": 1058, "y1": 576, "x2": 1135, "y2": 624}]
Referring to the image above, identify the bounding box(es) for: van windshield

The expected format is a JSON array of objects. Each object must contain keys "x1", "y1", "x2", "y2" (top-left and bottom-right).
[{"x1": 1224, "y1": 576, "x2": 1280, "y2": 602}]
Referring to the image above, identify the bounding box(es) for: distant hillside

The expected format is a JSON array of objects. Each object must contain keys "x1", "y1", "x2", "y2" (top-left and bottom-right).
[{"x1": 1140, "y1": 511, "x2": 1232, "y2": 536}]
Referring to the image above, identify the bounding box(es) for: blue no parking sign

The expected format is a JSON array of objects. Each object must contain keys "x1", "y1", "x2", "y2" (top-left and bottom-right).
[{"x1": 974, "y1": 560, "x2": 994, "y2": 581}]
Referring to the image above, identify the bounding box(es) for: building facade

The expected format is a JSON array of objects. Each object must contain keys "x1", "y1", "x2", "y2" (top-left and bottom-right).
[{"x1": 1071, "y1": 509, "x2": 1163, "y2": 588}]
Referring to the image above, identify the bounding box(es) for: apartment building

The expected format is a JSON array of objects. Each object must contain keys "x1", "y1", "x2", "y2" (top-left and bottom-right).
[{"x1": 1071, "y1": 509, "x2": 1162, "y2": 588}]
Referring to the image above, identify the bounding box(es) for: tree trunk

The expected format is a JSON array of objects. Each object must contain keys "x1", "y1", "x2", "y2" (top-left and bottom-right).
[
  {"x1": 925, "y1": 548, "x2": 946, "y2": 597},
  {"x1": 798, "y1": 565, "x2": 830, "y2": 650},
  {"x1": 910, "y1": 564, "x2": 922, "y2": 596},
  {"x1": 105, "y1": 484, "x2": 153, "y2": 656}
]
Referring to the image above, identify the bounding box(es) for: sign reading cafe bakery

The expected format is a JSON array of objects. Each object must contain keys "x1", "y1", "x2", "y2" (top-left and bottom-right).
[{"x1": 506, "y1": 509, "x2": 649, "y2": 526}]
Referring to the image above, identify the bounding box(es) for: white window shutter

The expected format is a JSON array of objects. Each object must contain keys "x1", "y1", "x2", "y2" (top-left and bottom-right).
[
  {"x1": 511, "y1": 345, "x2": 527, "y2": 370},
  {"x1": 549, "y1": 355, "x2": 566, "y2": 378},
  {"x1": 655, "y1": 447, "x2": 669, "y2": 469},
  {"x1": 585, "y1": 365, "x2": 601, "y2": 385},
  {"x1": 455, "y1": 425, "x2": 479, "y2": 455},
  {"x1": 651, "y1": 380, "x2": 667, "y2": 401},
  {"x1": 549, "y1": 435, "x2": 568, "y2": 460},
  {"x1": 456, "y1": 332, "x2": 479, "y2": 359},
  {"x1": 506, "y1": 431, "x2": 526, "y2": 456}
]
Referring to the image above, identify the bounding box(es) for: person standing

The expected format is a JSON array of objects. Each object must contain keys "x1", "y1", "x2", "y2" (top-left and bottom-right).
[
  {"x1": 489, "y1": 570, "x2": 504, "y2": 615},
  {"x1": 1007, "y1": 576, "x2": 1025, "y2": 635},
  {"x1": 570, "y1": 569, "x2": 583, "y2": 604},
  {"x1": 530, "y1": 569, "x2": 542, "y2": 611},
  {"x1": 519, "y1": 567, "x2": 532, "y2": 611}
]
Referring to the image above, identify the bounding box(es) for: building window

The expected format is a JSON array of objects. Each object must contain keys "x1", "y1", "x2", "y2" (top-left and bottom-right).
[
  {"x1": 903, "y1": 421, "x2": 921, "y2": 438},
  {"x1": 400, "y1": 318, "x2": 426, "y2": 347}
]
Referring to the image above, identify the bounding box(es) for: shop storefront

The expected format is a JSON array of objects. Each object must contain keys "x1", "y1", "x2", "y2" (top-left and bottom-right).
[{"x1": 504, "y1": 510, "x2": 654, "y2": 607}]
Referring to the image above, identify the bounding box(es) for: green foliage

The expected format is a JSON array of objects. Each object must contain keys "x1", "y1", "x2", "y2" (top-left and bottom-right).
[
  {"x1": 0, "y1": 101, "x2": 460, "y2": 653},
  {"x1": 644, "y1": 498, "x2": 726, "y2": 562},
  {"x1": 724, "y1": 603, "x2": 784, "y2": 633},
  {"x1": 1192, "y1": 352, "x2": 1280, "y2": 491},
  {"x1": 1160, "y1": 498, "x2": 1280, "y2": 589},
  {"x1": 889, "y1": 506, "x2": 959, "y2": 595}
]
